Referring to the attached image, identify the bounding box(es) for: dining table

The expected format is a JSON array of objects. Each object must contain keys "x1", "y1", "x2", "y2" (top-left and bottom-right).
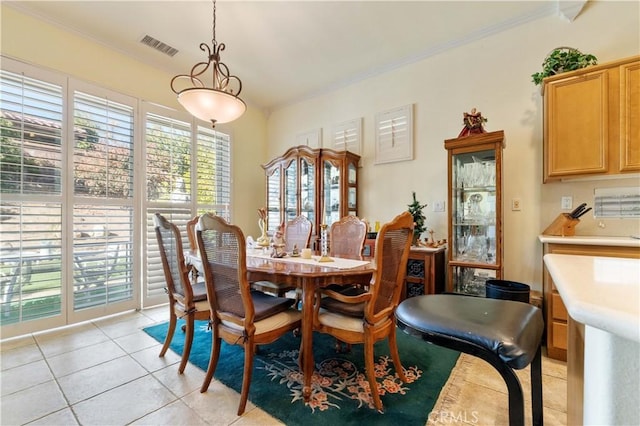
[{"x1": 187, "y1": 248, "x2": 375, "y2": 403}]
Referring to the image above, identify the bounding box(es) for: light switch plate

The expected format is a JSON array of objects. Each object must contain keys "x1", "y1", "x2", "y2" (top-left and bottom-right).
[{"x1": 433, "y1": 201, "x2": 445, "y2": 212}]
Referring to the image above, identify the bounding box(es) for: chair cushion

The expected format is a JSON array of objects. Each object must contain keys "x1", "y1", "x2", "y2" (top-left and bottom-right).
[
  {"x1": 396, "y1": 294, "x2": 544, "y2": 370},
  {"x1": 320, "y1": 286, "x2": 366, "y2": 318},
  {"x1": 251, "y1": 290, "x2": 296, "y2": 321},
  {"x1": 223, "y1": 309, "x2": 301, "y2": 335}
]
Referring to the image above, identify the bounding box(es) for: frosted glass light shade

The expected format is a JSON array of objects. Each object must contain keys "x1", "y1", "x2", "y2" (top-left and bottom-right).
[{"x1": 177, "y1": 88, "x2": 246, "y2": 125}]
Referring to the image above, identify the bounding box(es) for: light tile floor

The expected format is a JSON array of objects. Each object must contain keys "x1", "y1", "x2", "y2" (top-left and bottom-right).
[{"x1": 1, "y1": 306, "x2": 566, "y2": 425}]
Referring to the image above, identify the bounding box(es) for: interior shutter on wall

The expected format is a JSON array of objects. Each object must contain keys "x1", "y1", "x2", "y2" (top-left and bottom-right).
[
  {"x1": 332, "y1": 118, "x2": 362, "y2": 154},
  {"x1": 374, "y1": 104, "x2": 413, "y2": 164}
]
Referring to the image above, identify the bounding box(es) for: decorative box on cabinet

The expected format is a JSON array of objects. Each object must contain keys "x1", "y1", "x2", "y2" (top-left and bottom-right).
[
  {"x1": 541, "y1": 241, "x2": 640, "y2": 361},
  {"x1": 262, "y1": 146, "x2": 360, "y2": 244},
  {"x1": 444, "y1": 131, "x2": 504, "y2": 295},
  {"x1": 403, "y1": 246, "x2": 446, "y2": 300},
  {"x1": 543, "y1": 55, "x2": 640, "y2": 182}
]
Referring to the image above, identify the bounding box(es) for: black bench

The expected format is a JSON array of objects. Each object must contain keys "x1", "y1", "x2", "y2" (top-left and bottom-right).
[{"x1": 396, "y1": 294, "x2": 544, "y2": 426}]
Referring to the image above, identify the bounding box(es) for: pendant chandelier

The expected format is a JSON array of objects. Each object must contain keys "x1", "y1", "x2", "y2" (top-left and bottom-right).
[{"x1": 170, "y1": 0, "x2": 246, "y2": 128}]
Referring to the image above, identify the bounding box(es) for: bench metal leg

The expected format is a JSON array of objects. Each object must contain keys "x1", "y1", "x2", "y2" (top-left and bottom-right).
[{"x1": 531, "y1": 345, "x2": 543, "y2": 426}]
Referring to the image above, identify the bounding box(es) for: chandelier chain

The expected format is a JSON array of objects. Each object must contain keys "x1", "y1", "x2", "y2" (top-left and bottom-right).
[{"x1": 212, "y1": 0, "x2": 216, "y2": 46}]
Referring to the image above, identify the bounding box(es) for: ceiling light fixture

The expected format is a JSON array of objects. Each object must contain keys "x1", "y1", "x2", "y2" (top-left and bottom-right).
[{"x1": 170, "y1": 0, "x2": 245, "y2": 128}]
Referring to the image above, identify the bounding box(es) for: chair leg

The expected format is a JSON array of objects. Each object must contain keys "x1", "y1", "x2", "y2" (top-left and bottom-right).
[
  {"x1": 364, "y1": 336, "x2": 383, "y2": 413},
  {"x1": 388, "y1": 327, "x2": 407, "y2": 382},
  {"x1": 200, "y1": 327, "x2": 222, "y2": 393},
  {"x1": 495, "y1": 363, "x2": 525, "y2": 426},
  {"x1": 530, "y1": 346, "x2": 544, "y2": 426},
  {"x1": 238, "y1": 339, "x2": 255, "y2": 416},
  {"x1": 179, "y1": 314, "x2": 195, "y2": 374},
  {"x1": 160, "y1": 310, "x2": 177, "y2": 357}
]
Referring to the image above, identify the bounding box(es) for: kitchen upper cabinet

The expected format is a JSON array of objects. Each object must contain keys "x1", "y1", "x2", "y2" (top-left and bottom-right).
[
  {"x1": 263, "y1": 146, "x2": 360, "y2": 242},
  {"x1": 543, "y1": 55, "x2": 640, "y2": 182}
]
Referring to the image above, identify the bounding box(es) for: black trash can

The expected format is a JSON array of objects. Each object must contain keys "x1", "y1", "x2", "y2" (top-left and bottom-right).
[{"x1": 485, "y1": 280, "x2": 530, "y2": 303}]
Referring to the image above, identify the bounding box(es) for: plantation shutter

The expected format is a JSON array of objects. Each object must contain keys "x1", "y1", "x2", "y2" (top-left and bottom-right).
[
  {"x1": 374, "y1": 104, "x2": 413, "y2": 164},
  {"x1": 72, "y1": 90, "x2": 135, "y2": 312},
  {"x1": 144, "y1": 113, "x2": 193, "y2": 304},
  {"x1": 0, "y1": 69, "x2": 65, "y2": 327},
  {"x1": 332, "y1": 118, "x2": 362, "y2": 154},
  {"x1": 196, "y1": 125, "x2": 231, "y2": 220}
]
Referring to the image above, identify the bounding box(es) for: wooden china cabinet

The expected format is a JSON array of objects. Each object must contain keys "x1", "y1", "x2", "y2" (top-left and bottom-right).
[
  {"x1": 262, "y1": 146, "x2": 360, "y2": 245},
  {"x1": 445, "y1": 130, "x2": 504, "y2": 295}
]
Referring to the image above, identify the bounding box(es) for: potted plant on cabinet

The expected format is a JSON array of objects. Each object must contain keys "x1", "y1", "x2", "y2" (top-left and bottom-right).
[
  {"x1": 407, "y1": 191, "x2": 427, "y2": 246},
  {"x1": 531, "y1": 47, "x2": 598, "y2": 86}
]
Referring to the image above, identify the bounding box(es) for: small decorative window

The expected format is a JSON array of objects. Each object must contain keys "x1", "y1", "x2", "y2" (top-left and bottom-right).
[
  {"x1": 296, "y1": 128, "x2": 322, "y2": 148},
  {"x1": 375, "y1": 104, "x2": 413, "y2": 164},
  {"x1": 332, "y1": 118, "x2": 362, "y2": 154}
]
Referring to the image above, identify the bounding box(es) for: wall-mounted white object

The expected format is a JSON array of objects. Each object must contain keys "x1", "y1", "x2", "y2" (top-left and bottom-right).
[
  {"x1": 331, "y1": 118, "x2": 362, "y2": 154},
  {"x1": 375, "y1": 104, "x2": 413, "y2": 164},
  {"x1": 296, "y1": 128, "x2": 322, "y2": 148}
]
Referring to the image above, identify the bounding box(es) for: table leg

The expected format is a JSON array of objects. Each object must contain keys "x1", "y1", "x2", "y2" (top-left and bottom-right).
[{"x1": 301, "y1": 277, "x2": 314, "y2": 402}]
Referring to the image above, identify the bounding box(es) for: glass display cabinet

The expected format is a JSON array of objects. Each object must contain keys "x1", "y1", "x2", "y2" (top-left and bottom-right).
[
  {"x1": 444, "y1": 130, "x2": 504, "y2": 295},
  {"x1": 320, "y1": 149, "x2": 360, "y2": 226},
  {"x1": 263, "y1": 146, "x2": 360, "y2": 243}
]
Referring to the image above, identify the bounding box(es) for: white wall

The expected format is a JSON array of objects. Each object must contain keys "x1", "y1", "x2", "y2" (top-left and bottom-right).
[
  {"x1": 1, "y1": 5, "x2": 268, "y2": 236},
  {"x1": 266, "y1": 0, "x2": 640, "y2": 291}
]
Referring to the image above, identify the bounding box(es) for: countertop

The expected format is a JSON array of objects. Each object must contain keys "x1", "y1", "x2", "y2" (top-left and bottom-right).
[
  {"x1": 543, "y1": 253, "x2": 640, "y2": 342},
  {"x1": 538, "y1": 235, "x2": 640, "y2": 247}
]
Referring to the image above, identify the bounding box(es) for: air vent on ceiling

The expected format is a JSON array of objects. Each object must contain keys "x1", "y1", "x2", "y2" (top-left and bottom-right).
[{"x1": 140, "y1": 35, "x2": 179, "y2": 57}]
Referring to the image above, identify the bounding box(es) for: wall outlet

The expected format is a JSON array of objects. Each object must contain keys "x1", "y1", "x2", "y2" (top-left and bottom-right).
[
  {"x1": 561, "y1": 196, "x2": 573, "y2": 210},
  {"x1": 433, "y1": 201, "x2": 445, "y2": 212},
  {"x1": 511, "y1": 198, "x2": 521, "y2": 211}
]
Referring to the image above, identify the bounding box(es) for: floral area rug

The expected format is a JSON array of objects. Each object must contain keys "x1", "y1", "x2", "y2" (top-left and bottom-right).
[{"x1": 143, "y1": 320, "x2": 459, "y2": 425}]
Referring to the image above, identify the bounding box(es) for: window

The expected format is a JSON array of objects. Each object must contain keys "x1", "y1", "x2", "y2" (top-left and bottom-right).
[
  {"x1": 1, "y1": 67, "x2": 65, "y2": 330},
  {"x1": 375, "y1": 104, "x2": 413, "y2": 164},
  {"x1": 0, "y1": 57, "x2": 233, "y2": 337},
  {"x1": 143, "y1": 110, "x2": 232, "y2": 307},
  {"x1": 72, "y1": 90, "x2": 135, "y2": 312},
  {"x1": 332, "y1": 118, "x2": 362, "y2": 154}
]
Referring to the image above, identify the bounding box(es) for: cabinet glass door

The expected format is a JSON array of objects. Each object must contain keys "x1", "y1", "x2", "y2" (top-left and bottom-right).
[
  {"x1": 347, "y1": 163, "x2": 357, "y2": 216},
  {"x1": 447, "y1": 136, "x2": 503, "y2": 297},
  {"x1": 266, "y1": 168, "x2": 281, "y2": 234},
  {"x1": 300, "y1": 157, "x2": 315, "y2": 226},
  {"x1": 284, "y1": 160, "x2": 297, "y2": 223},
  {"x1": 323, "y1": 160, "x2": 340, "y2": 226},
  {"x1": 451, "y1": 149, "x2": 496, "y2": 264},
  {"x1": 451, "y1": 266, "x2": 496, "y2": 296}
]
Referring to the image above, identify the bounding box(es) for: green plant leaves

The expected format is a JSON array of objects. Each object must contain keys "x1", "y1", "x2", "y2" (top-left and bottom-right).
[{"x1": 531, "y1": 47, "x2": 598, "y2": 85}]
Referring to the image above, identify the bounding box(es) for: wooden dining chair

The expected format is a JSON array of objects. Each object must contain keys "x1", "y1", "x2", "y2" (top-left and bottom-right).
[
  {"x1": 186, "y1": 215, "x2": 199, "y2": 253},
  {"x1": 153, "y1": 213, "x2": 210, "y2": 374},
  {"x1": 197, "y1": 213, "x2": 302, "y2": 415},
  {"x1": 312, "y1": 211, "x2": 414, "y2": 412},
  {"x1": 284, "y1": 214, "x2": 313, "y2": 253},
  {"x1": 252, "y1": 215, "x2": 312, "y2": 300},
  {"x1": 330, "y1": 215, "x2": 367, "y2": 258}
]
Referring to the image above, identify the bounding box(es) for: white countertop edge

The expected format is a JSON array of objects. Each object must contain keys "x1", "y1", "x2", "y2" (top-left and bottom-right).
[
  {"x1": 544, "y1": 253, "x2": 640, "y2": 343},
  {"x1": 538, "y1": 235, "x2": 640, "y2": 247}
]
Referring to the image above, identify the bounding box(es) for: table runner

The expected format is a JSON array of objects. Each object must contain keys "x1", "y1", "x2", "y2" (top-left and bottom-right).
[{"x1": 247, "y1": 250, "x2": 370, "y2": 270}]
